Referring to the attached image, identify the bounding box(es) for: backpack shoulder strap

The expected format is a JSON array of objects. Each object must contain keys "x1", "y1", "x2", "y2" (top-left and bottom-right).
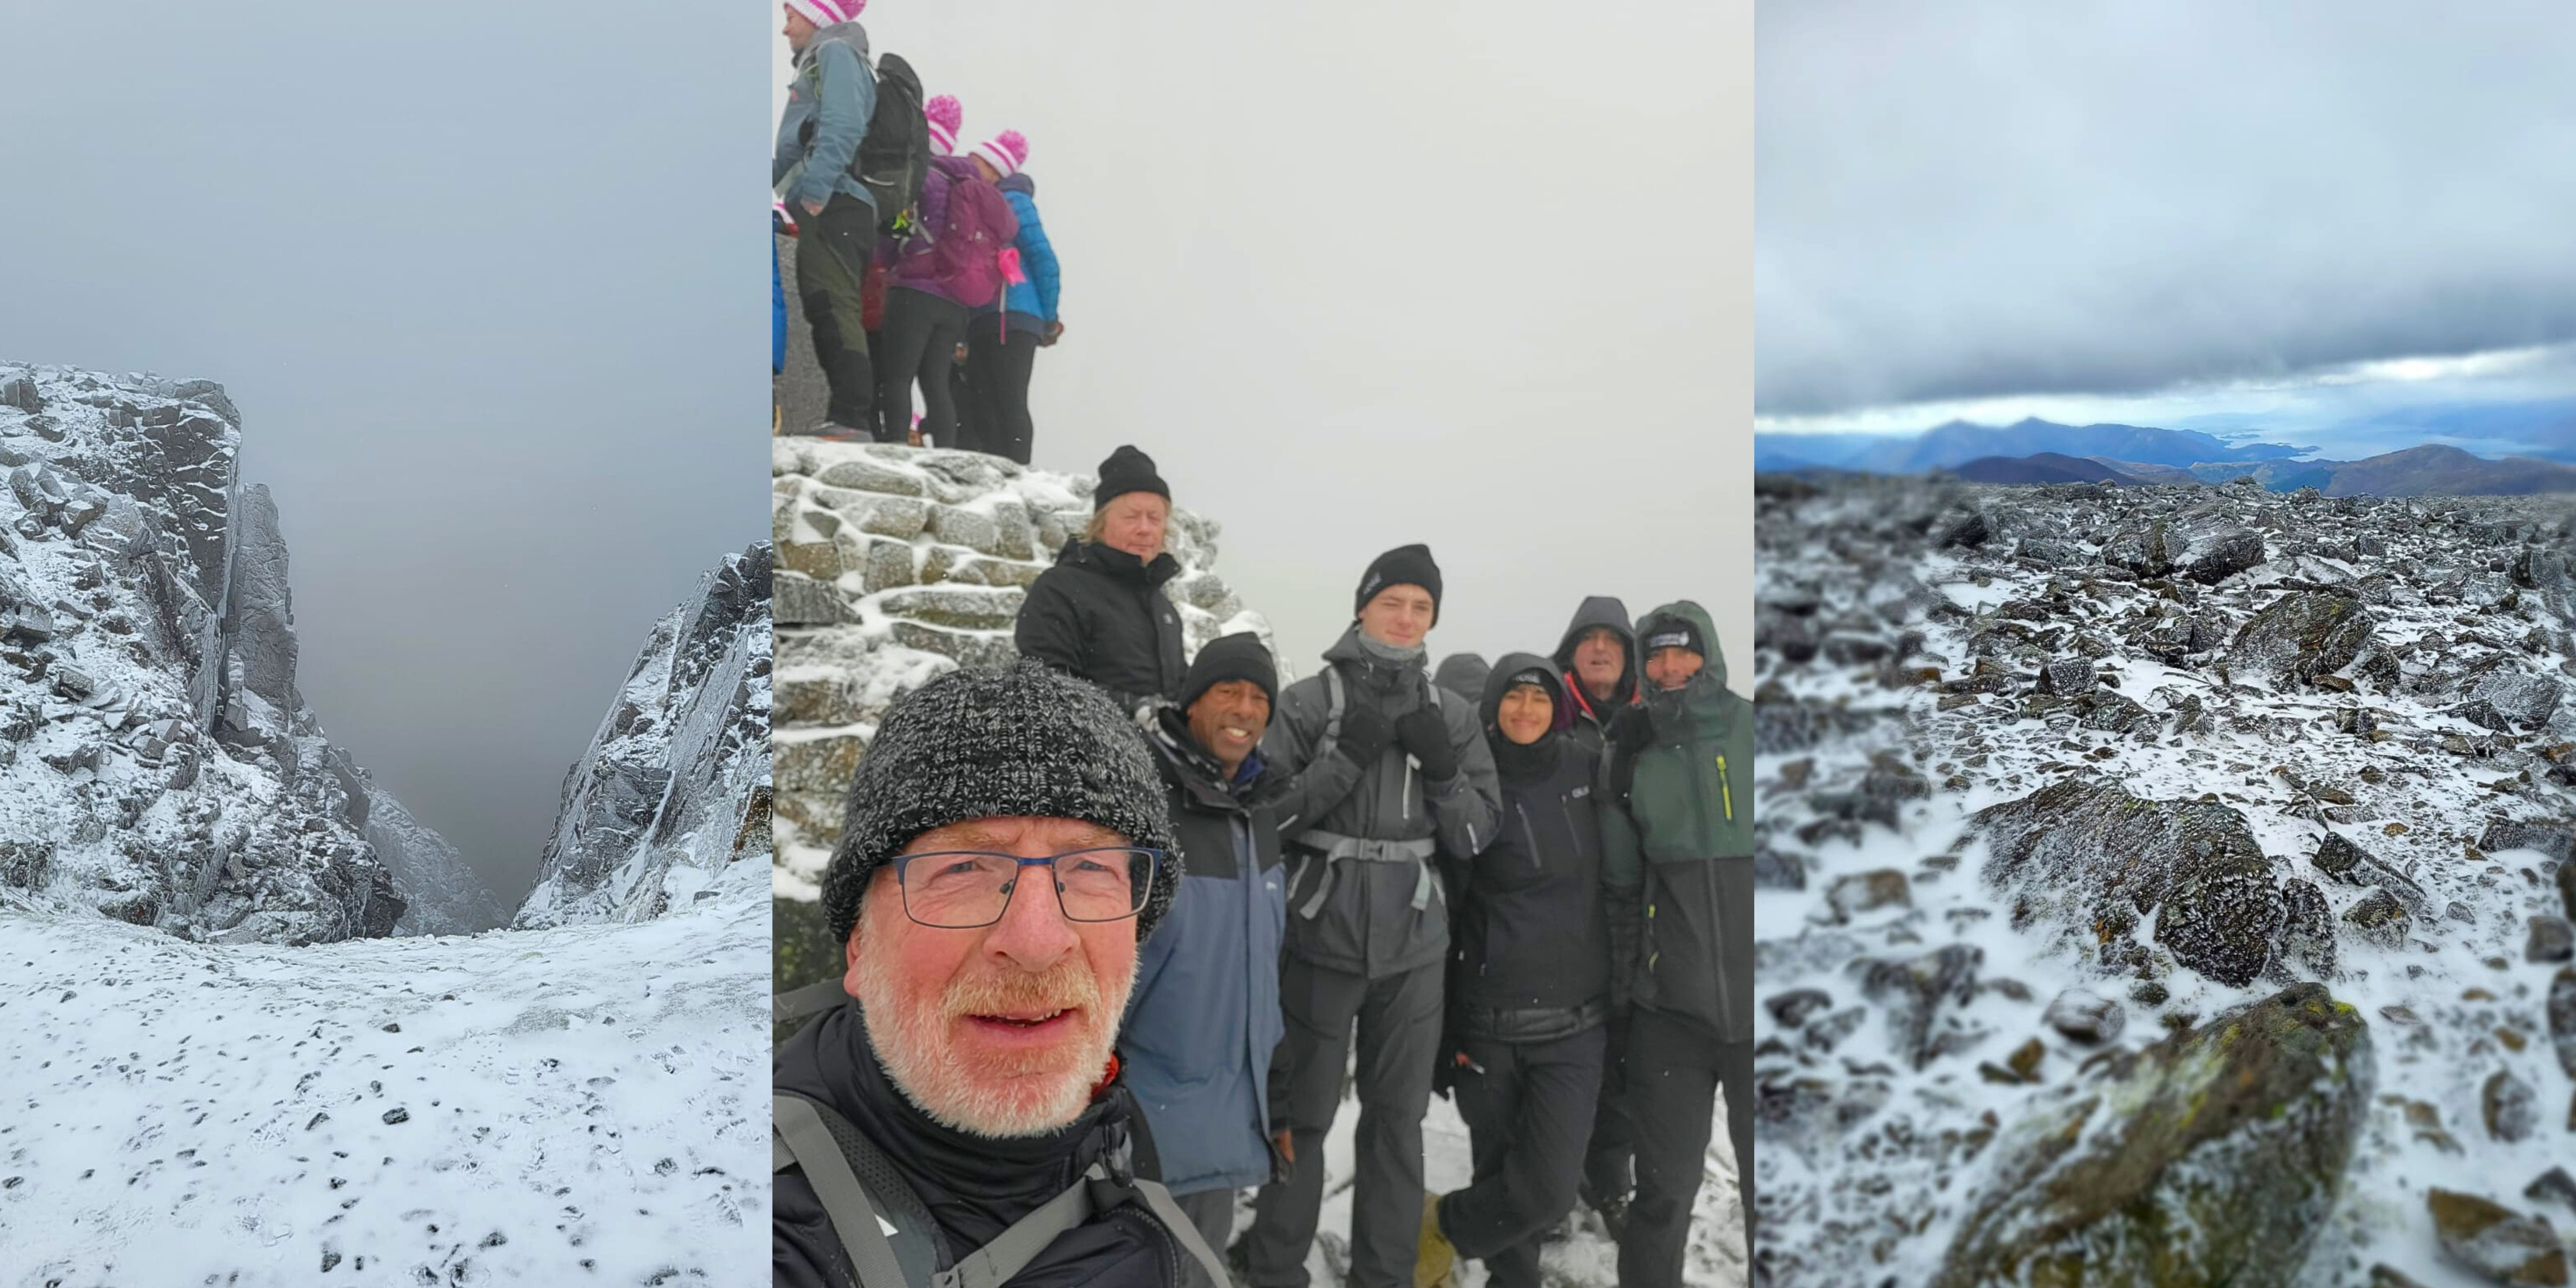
[
  {"x1": 775, "y1": 1092, "x2": 922, "y2": 1288},
  {"x1": 774, "y1": 977, "x2": 853, "y2": 1031},
  {"x1": 1310, "y1": 666, "x2": 1346, "y2": 765}
]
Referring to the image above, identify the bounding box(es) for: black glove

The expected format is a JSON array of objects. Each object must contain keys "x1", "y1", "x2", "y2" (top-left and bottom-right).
[
  {"x1": 1395, "y1": 707, "x2": 1459, "y2": 779},
  {"x1": 1334, "y1": 703, "x2": 1394, "y2": 767}
]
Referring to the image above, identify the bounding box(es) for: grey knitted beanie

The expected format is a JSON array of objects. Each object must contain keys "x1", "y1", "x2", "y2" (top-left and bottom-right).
[{"x1": 822, "y1": 660, "x2": 1180, "y2": 946}]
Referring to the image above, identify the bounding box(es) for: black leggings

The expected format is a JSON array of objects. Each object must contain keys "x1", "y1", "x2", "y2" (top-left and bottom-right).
[
  {"x1": 965, "y1": 322, "x2": 1040, "y2": 464},
  {"x1": 875, "y1": 287, "x2": 969, "y2": 445}
]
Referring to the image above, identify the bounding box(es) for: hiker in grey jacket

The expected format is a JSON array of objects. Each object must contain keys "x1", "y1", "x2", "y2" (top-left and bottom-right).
[
  {"x1": 1241, "y1": 544, "x2": 1500, "y2": 1288},
  {"x1": 773, "y1": 0, "x2": 879, "y2": 436}
]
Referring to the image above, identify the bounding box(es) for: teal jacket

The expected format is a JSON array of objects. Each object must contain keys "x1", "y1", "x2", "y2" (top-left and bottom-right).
[{"x1": 771, "y1": 23, "x2": 877, "y2": 215}]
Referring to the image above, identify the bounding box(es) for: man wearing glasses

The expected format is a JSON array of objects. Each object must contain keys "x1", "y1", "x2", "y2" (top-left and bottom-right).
[{"x1": 773, "y1": 660, "x2": 1229, "y2": 1288}]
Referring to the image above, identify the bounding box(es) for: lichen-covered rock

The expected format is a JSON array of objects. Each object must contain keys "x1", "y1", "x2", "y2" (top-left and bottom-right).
[
  {"x1": 1928, "y1": 985, "x2": 2373, "y2": 1288},
  {"x1": 2276, "y1": 878, "x2": 2337, "y2": 976},
  {"x1": 1970, "y1": 779, "x2": 2284, "y2": 986},
  {"x1": 2532, "y1": 916, "x2": 2575, "y2": 965},
  {"x1": 2343, "y1": 888, "x2": 2411, "y2": 949},
  {"x1": 2230, "y1": 589, "x2": 2374, "y2": 686},
  {"x1": 2484, "y1": 1070, "x2": 2538, "y2": 1143},
  {"x1": 2427, "y1": 1189, "x2": 2568, "y2": 1287},
  {"x1": 2484, "y1": 817, "x2": 2576, "y2": 864},
  {"x1": 1828, "y1": 868, "x2": 1912, "y2": 921},
  {"x1": 1859, "y1": 943, "x2": 1985, "y2": 1070}
]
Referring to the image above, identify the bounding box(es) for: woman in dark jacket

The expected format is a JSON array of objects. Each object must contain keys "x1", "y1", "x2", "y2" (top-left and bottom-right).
[
  {"x1": 1423, "y1": 653, "x2": 1637, "y2": 1288},
  {"x1": 1011, "y1": 445, "x2": 1186, "y2": 715}
]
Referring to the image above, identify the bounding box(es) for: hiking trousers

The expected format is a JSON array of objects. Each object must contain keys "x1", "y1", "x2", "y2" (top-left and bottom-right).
[
  {"x1": 877, "y1": 287, "x2": 968, "y2": 445},
  {"x1": 794, "y1": 196, "x2": 877, "y2": 430},
  {"x1": 1580, "y1": 1012, "x2": 1634, "y2": 1208},
  {"x1": 1619, "y1": 1008, "x2": 1754, "y2": 1287},
  {"x1": 1443, "y1": 1025, "x2": 1608, "y2": 1288},
  {"x1": 965, "y1": 323, "x2": 1039, "y2": 464},
  {"x1": 1170, "y1": 1187, "x2": 1236, "y2": 1288},
  {"x1": 1244, "y1": 956, "x2": 1442, "y2": 1288}
]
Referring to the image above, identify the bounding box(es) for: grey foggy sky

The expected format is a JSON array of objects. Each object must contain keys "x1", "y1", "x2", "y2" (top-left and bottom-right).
[
  {"x1": 777, "y1": 0, "x2": 1753, "y2": 686},
  {"x1": 1757, "y1": 2, "x2": 2576, "y2": 441},
  {"x1": 1, "y1": 0, "x2": 765, "y2": 900}
]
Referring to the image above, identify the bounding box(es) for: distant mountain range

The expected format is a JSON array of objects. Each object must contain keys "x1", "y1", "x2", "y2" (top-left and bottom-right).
[
  {"x1": 1753, "y1": 417, "x2": 2311, "y2": 475},
  {"x1": 1951, "y1": 453, "x2": 2150, "y2": 486},
  {"x1": 1759, "y1": 417, "x2": 2576, "y2": 497}
]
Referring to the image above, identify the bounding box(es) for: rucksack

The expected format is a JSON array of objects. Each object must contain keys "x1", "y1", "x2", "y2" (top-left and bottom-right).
[
  {"x1": 771, "y1": 981, "x2": 1230, "y2": 1288},
  {"x1": 927, "y1": 171, "x2": 1017, "y2": 310},
  {"x1": 855, "y1": 53, "x2": 929, "y2": 235}
]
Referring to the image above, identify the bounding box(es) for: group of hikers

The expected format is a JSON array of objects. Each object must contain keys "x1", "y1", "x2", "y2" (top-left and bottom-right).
[
  {"x1": 774, "y1": 444, "x2": 1755, "y2": 1288},
  {"x1": 772, "y1": 0, "x2": 1061, "y2": 464}
]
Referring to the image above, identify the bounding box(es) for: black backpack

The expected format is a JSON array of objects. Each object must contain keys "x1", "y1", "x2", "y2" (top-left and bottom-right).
[{"x1": 855, "y1": 53, "x2": 929, "y2": 236}]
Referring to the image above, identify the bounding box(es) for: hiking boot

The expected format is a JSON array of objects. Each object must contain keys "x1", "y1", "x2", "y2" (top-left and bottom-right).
[
  {"x1": 1415, "y1": 1190, "x2": 1457, "y2": 1288},
  {"x1": 807, "y1": 421, "x2": 870, "y2": 442}
]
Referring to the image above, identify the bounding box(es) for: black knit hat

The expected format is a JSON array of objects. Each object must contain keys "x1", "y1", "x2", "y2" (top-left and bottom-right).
[
  {"x1": 1354, "y1": 543, "x2": 1442, "y2": 624},
  {"x1": 1093, "y1": 445, "x2": 1171, "y2": 511},
  {"x1": 1638, "y1": 615, "x2": 1707, "y2": 660},
  {"x1": 822, "y1": 660, "x2": 1180, "y2": 946},
  {"x1": 1179, "y1": 632, "x2": 1278, "y2": 714}
]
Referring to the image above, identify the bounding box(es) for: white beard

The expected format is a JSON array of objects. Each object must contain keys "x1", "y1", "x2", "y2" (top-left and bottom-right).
[{"x1": 853, "y1": 940, "x2": 1136, "y2": 1139}]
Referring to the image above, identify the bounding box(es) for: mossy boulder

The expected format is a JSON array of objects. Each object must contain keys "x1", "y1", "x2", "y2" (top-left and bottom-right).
[{"x1": 1929, "y1": 984, "x2": 2373, "y2": 1288}]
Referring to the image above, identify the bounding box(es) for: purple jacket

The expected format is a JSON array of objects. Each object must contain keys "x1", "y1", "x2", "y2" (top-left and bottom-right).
[{"x1": 890, "y1": 155, "x2": 1019, "y2": 309}]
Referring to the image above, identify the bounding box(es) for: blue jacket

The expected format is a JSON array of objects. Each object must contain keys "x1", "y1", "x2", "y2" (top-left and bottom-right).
[
  {"x1": 771, "y1": 22, "x2": 877, "y2": 215},
  {"x1": 771, "y1": 232, "x2": 787, "y2": 375},
  {"x1": 1121, "y1": 716, "x2": 1287, "y2": 1196},
  {"x1": 975, "y1": 173, "x2": 1061, "y2": 334}
]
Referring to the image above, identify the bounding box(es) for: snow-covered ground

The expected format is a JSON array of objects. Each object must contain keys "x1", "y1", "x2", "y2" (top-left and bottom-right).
[
  {"x1": 0, "y1": 886, "x2": 767, "y2": 1285},
  {"x1": 1755, "y1": 475, "x2": 2576, "y2": 1287}
]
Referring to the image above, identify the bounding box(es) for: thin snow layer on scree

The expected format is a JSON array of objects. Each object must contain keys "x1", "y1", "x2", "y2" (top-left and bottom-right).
[
  {"x1": 1754, "y1": 474, "x2": 2576, "y2": 1288},
  {"x1": 0, "y1": 363, "x2": 485, "y2": 944},
  {"x1": 0, "y1": 895, "x2": 767, "y2": 1284},
  {"x1": 517, "y1": 543, "x2": 774, "y2": 929},
  {"x1": 769, "y1": 440, "x2": 1745, "y2": 1287}
]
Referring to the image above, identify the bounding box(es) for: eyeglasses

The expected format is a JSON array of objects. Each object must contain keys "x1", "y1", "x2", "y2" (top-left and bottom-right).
[{"x1": 889, "y1": 847, "x2": 1162, "y2": 929}]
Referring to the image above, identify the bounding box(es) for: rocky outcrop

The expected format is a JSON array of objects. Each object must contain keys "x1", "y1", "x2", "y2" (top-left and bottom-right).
[
  {"x1": 769, "y1": 441, "x2": 1278, "y2": 984},
  {"x1": 1930, "y1": 986, "x2": 2373, "y2": 1288},
  {"x1": 0, "y1": 364, "x2": 461, "y2": 945},
  {"x1": 514, "y1": 543, "x2": 772, "y2": 928},
  {"x1": 366, "y1": 783, "x2": 502, "y2": 935}
]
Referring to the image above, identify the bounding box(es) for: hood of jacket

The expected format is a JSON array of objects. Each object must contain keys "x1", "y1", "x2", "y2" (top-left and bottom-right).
[
  {"x1": 1553, "y1": 595, "x2": 1639, "y2": 712},
  {"x1": 1480, "y1": 651, "x2": 1570, "y2": 783},
  {"x1": 1636, "y1": 600, "x2": 1731, "y2": 735},
  {"x1": 998, "y1": 172, "x2": 1037, "y2": 198},
  {"x1": 1433, "y1": 652, "x2": 1491, "y2": 704}
]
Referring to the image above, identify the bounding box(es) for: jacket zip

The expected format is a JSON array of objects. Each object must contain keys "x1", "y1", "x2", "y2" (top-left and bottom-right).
[
  {"x1": 1516, "y1": 802, "x2": 1541, "y2": 871},
  {"x1": 1715, "y1": 754, "x2": 1733, "y2": 822}
]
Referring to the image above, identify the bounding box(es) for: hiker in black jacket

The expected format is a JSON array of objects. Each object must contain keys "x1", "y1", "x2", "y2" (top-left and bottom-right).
[
  {"x1": 773, "y1": 662, "x2": 1229, "y2": 1288},
  {"x1": 1013, "y1": 445, "x2": 1186, "y2": 716},
  {"x1": 1547, "y1": 596, "x2": 1647, "y2": 1230},
  {"x1": 1241, "y1": 544, "x2": 1502, "y2": 1288},
  {"x1": 1415, "y1": 656, "x2": 1638, "y2": 1288}
]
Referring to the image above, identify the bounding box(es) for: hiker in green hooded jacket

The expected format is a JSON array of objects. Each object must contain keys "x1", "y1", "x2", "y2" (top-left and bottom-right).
[{"x1": 1597, "y1": 600, "x2": 1753, "y2": 1286}]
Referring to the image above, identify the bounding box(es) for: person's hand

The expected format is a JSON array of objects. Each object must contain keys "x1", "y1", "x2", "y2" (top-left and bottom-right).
[
  {"x1": 1272, "y1": 1130, "x2": 1295, "y2": 1165},
  {"x1": 1335, "y1": 704, "x2": 1394, "y2": 767},
  {"x1": 1039, "y1": 320, "x2": 1064, "y2": 348},
  {"x1": 801, "y1": 198, "x2": 824, "y2": 219},
  {"x1": 1396, "y1": 708, "x2": 1459, "y2": 779}
]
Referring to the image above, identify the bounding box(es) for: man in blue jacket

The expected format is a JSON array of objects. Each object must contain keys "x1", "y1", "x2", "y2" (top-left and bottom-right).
[
  {"x1": 1123, "y1": 634, "x2": 1290, "y2": 1285},
  {"x1": 773, "y1": 0, "x2": 878, "y2": 438}
]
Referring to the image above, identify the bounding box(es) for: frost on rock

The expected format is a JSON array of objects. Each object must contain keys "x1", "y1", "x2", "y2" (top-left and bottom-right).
[
  {"x1": 0, "y1": 363, "x2": 477, "y2": 945},
  {"x1": 1755, "y1": 474, "x2": 2576, "y2": 1288},
  {"x1": 768, "y1": 441, "x2": 1281, "y2": 913},
  {"x1": 515, "y1": 543, "x2": 774, "y2": 929}
]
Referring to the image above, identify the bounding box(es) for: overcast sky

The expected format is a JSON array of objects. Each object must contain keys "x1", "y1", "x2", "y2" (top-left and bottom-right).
[
  {"x1": 777, "y1": 0, "x2": 1753, "y2": 686},
  {"x1": 1757, "y1": 2, "x2": 2576, "y2": 457},
  {"x1": 1, "y1": 0, "x2": 765, "y2": 900}
]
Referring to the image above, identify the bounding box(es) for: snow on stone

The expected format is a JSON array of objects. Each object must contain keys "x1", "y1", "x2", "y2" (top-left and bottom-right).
[
  {"x1": 515, "y1": 544, "x2": 773, "y2": 929},
  {"x1": 1755, "y1": 474, "x2": 2576, "y2": 1288},
  {"x1": 366, "y1": 782, "x2": 503, "y2": 937},
  {"x1": 0, "y1": 363, "x2": 481, "y2": 945}
]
